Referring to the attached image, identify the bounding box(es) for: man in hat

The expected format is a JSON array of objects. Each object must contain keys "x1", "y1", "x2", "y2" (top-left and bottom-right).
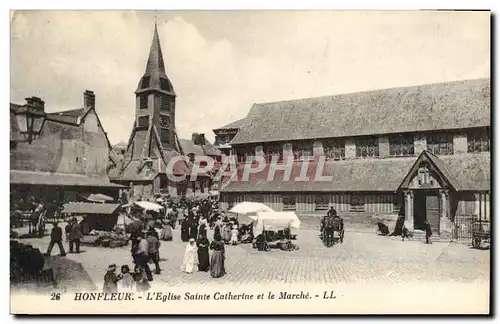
[
  {"x1": 46, "y1": 222, "x2": 66, "y2": 256},
  {"x1": 68, "y1": 218, "x2": 83, "y2": 253}
]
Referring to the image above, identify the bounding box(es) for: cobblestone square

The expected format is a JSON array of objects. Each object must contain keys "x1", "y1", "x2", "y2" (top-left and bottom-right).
[{"x1": 18, "y1": 225, "x2": 490, "y2": 292}]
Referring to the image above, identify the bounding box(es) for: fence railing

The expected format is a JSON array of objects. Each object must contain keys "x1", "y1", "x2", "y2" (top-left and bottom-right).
[{"x1": 454, "y1": 214, "x2": 476, "y2": 241}]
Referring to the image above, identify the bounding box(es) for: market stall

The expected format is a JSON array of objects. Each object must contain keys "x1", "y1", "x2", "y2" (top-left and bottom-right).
[
  {"x1": 61, "y1": 202, "x2": 129, "y2": 248},
  {"x1": 252, "y1": 211, "x2": 300, "y2": 251}
]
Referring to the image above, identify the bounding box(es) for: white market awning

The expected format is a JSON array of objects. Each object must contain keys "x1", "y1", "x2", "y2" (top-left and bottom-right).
[
  {"x1": 134, "y1": 201, "x2": 164, "y2": 212},
  {"x1": 229, "y1": 202, "x2": 274, "y2": 214}
]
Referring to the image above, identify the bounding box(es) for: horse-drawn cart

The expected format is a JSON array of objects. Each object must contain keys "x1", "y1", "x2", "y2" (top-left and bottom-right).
[
  {"x1": 322, "y1": 216, "x2": 344, "y2": 247},
  {"x1": 471, "y1": 218, "x2": 490, "y2": 248}
]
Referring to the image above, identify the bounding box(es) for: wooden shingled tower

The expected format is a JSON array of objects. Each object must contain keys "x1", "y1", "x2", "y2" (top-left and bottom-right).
[{"x1": 110, "y1": 21, "x2": 185, "y2": 187}]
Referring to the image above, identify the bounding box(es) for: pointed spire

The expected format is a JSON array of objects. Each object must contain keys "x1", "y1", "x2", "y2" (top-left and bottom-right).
[{"x1": 136, "y1": 19, "x2": 175, "y2": 95}]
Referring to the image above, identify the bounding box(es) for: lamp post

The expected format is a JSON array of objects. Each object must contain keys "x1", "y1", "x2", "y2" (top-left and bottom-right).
[{"x1": 11, "y1": 97, "x2": 45, "y2": 145}]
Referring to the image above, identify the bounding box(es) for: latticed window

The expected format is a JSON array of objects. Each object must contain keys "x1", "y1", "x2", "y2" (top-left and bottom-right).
[
  {"x1": 350, "y1": 195, "x2": 365, "y2": 212},
  {"x1": 467, "y1": 128, "x2": 490, "y2": 153},
  {"x1": 315, "y1": 195, "x2": 330, "y2": 210},
  {"x1": 389, "y1": 134, "x2": 415, "y2": 157},
  {"x1": 393, "y1": 193, "x2": 403, "y2": 212},
  {"x1": 236, "y1": 146, "x2": 255, "y2": 163},
  {"x1": 427, "y1": 133, "x2": 454, "y2": 155},
  {"x1": 139, "y1": 95, "x2": 148, "y2": 109},
  {"x1": 355, "y1": 137, "x2": 379, "y2": 158},
  {"x1": 293, "y1": 141, "x2": 314, "y2": 161},
  {"x1": 323, "y1": 139, "x2": 345, "y2": 160},
  {"x1": 282, "y1": 195, "x2": 296, "y2": 211},
  {"x1": 161, "y1": 95, "x2": 172, "y2": 111},
  {"x1": 263, "y1": 143, "x2": 284, "y2": 163},
  {"x1": 137, "y1": 116, "x2": 149, "y2": 127}
]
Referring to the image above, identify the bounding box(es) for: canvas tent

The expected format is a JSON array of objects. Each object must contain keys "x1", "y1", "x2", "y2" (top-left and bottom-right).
[
  {"x1": 229, "y1": 202, "x2": 274, "y2": 214},
  {"x1": 252, "y1": 211, "x2": 301, "y2": 236},
  {"x1": 133, "y1": 201, "x2": 164, "y2": 212}
]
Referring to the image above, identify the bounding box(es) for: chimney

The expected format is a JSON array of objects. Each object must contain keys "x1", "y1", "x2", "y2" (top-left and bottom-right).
[{"x1": 83, "y1": 90, "x2": 95, "y2": 110}]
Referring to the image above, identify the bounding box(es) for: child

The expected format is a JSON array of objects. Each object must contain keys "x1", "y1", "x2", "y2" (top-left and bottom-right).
[
  {"x1": 230, "y1": 225, "x2": 239, "y2": 246},
  {"x1": 133, "y1": 265, "x2": 150, "y2": 295},
  {"x1": 117, "y1": 265, "x2": 135, "y2": 292},
  {"x1": 103, "y1": 264, "x2": 118, "y2": 293}
]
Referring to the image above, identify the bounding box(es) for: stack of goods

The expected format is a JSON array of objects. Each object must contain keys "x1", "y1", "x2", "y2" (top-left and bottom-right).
[
  {"x1": 10, "y1": 240, "x2": 48, "y2": 285},
  {"x1": 89, "y1": 230, "x2": 130, "y2": 248}
]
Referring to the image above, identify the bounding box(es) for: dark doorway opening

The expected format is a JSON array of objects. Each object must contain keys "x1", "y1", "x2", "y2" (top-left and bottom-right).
[{"x1": 413, "y1": 190, "x2": 440, "y2": 234}]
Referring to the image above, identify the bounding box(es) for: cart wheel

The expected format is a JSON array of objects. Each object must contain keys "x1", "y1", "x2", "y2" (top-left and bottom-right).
[
  {"x1": 472, "y1": 237, "x2": 480, "y2": 248},
  {"x1": 340, "y1": 230, "x2": 344, "y2": 243}
]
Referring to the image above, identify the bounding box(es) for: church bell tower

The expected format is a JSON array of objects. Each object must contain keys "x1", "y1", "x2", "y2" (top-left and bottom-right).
[{"x1": 134, "y1": 23, "x2": 178, "y2": 152}]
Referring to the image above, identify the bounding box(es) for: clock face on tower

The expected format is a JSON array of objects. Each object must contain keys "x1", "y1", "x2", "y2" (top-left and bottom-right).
[{"x1": 159, "y1": 115, "x2": 171, "y2": 129}]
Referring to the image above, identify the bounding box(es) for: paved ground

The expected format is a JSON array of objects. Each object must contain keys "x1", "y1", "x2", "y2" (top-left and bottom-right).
[{"x1": 13, "y1": 223, "x2": 490, "y2": 293}]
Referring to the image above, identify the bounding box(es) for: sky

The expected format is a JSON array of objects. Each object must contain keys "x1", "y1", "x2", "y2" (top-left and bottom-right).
[{"x1": 10, "y1": 10, "x2": 490, "y2": 145}]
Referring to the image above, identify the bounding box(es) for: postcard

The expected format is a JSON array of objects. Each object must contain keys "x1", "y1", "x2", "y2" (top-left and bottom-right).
[{"x1": 9, "y1": 10, "x2": 491, "y2": 315}]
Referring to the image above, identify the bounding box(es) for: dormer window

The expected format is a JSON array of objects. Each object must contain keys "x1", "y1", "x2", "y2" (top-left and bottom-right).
[
  {"x1": 160, "y1": 78, "x2": 170, "y2": 91},
  {"x1": 141, "y1": 77, "x2": 151, "y2": 89}
]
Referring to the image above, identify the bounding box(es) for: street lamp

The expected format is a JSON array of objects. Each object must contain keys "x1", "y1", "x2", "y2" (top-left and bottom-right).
[{"x1": 11, "y1": 97, "x2": 45, "y2": 145}]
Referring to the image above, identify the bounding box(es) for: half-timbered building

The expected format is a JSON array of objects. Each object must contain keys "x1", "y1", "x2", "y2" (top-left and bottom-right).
[
  {"x1": 217, "y1": 78, "x2": 491, "y2": 240},
  {"x1": 10, "y1": 91, "x2": 124, "y2": 202}
]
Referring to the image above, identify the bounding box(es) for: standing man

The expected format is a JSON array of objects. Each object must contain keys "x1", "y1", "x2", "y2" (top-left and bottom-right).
[
  {"x1": 132, "y1": 231, "x2": 153, "y2": 281},
  {"x1": 146, "y1": 231, "x2": 161, "y2": 275},
  {"x1": 68, "y1": 218, "x2": 83, "y2": 253},
  {"x1": 424, "y1": 220, "x2": 433, "y2": 244},
  {"x1": 46, "y1": 222, "x2": 66, "y2": 256}
]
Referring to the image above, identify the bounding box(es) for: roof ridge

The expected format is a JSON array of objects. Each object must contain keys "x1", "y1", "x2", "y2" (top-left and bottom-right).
[{"x1": 253, "y1": 78, "x2": 490, "y2": 107}]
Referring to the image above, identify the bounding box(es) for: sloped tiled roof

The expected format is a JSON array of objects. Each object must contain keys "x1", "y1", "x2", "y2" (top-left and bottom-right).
[
  {"x1": 46, "y1": 108, "x2": 85, "y2": 124},
  {"x1": 230, "y1": 78, "x2": 491, "y2": 145},
  {"x1": 220, "y1": 153, "x2": 490, "y2": 193},
  {"x1": 62, "y1": 202, "x2": 121, "y2": 215},
  {"x1": 213, "y1": 118, "x2": 246, "y2": 131}
]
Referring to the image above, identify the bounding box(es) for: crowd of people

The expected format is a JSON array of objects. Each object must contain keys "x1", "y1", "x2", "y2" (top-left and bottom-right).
[{"x1": 102, "y1": 196, "x2": 255, "y2": 294}]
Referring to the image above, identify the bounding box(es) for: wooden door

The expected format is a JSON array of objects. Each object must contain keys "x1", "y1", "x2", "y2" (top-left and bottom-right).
[{"x1": 426, "y1": 195, "x2": 440, "y2": 234}]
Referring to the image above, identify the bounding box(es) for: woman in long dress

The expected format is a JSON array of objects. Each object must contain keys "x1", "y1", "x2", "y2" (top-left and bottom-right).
[
  {"x1": 210, "y1": 234, "x2": 226, "y2": 278},
  {"x1": 160, "y1": 220, "x2": 173, "y2": 241},
  {"x1": 213, "y1": 218, "x2": 222, "y2": 240},
  {"x1": 180, "y1": 238, "x2": 198, "y2": 274},
  {"x1": 198, "y1": 217, "x2": 208, "y2": 238},
  {"x1": 180, "y1": 218, "x2": 190, "y2": 242},
  {"x1": 223, "y1": 223, "x2": 232, "y2": 244},
  {"x1": 196, "y1": 234, "x2": 210, "y2": 272},
  {"x1": 190, "y1": 221, "x2": 198, "y2": 240}
]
